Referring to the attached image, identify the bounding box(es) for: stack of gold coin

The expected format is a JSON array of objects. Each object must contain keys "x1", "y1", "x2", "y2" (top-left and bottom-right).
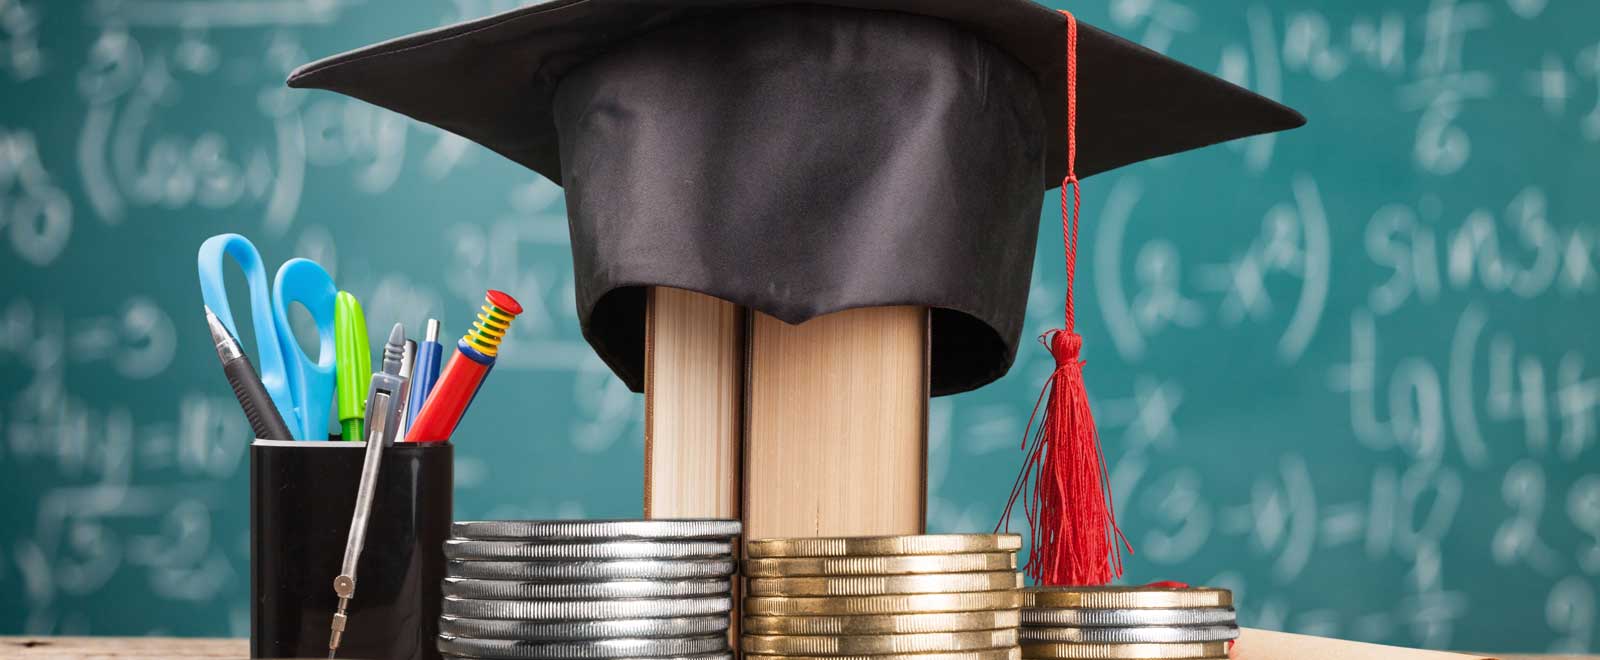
[
  {"x1": 743, "y1": 534, "x2": 1026, "y2": 660},
  {"x1": 1020, "y1": 586, "x2": 1238, "y2": 660}
]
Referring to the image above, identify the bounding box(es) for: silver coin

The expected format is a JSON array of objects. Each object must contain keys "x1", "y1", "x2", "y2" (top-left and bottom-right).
[
  {"x1": 448, "y1": 559, "x2": 736, "y2": 581},
  {"x1": 439, "y1": 615, "x2": 730, "y2": 640},
  {"x1": 454, "y1": 519, "x2": 741, "y2": 541},
  {"x1": 1021, "y1": 607, "x2": 1236, "y2": 628},
  {"x1": 442, "y1": 595, "x2": 733, "y2": 620},
  {"x1": 443, "y1": 577, "x2": 731, "y2": 600},
  {"x1": 1020, "y1": 625, "x2": 1240, "y2": 644},
  {"x1": 436, "y1": 634, "x2": 728, "y2": 659},
  {"x1": 445, "y1": 539, "x2": 733, "y2": 561},
  {"x1": 440, "y1": 654, "x2": 732, "y2": 660}
]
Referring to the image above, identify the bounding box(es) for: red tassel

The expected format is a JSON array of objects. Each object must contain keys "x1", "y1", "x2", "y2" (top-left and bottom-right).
[
  {"x1": 1000, "y1": 331, "x2": 1126, "y2": 585},
  {"x1": 997, "y1": 9, "x2": 1128, "y2": 587}
]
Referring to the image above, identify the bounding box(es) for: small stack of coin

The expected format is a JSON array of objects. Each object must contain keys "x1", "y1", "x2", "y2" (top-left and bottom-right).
[
  {"x1": 743, "y1": 534, "x2": 1026, "y2": 660},
  {"x1": 1020, "y1": 586, "x2": 1238, "y2": 660},
  {"x1": 437, "y1": 519, "x2": 741, "y2": 660}
]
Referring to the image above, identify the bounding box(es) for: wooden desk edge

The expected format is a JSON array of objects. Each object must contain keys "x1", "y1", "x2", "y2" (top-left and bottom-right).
[{"x1": 0, "y1": 637, "x2": 1592, "y2": 660}]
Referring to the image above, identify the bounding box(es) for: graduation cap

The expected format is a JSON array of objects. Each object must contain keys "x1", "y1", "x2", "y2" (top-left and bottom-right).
[{"x1": 289, "y1": 0, "x2": 1305, "y2": 585}]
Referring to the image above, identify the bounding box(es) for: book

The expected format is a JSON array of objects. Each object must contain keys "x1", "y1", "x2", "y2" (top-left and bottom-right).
[
  {"x1": 743, "y1": 305, "x2": 929, "y2": 540},
  {"x1": 644, "y1": 290, "x2": 931, "y2": 540},
  {"x1": 643, "y1": 287, "x2": 745, "y2": 519}
]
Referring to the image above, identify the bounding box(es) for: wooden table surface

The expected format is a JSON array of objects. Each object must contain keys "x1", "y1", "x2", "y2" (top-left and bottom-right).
[{"x1": 0, "y1": 637, "x2": 1594, "y2": 660}]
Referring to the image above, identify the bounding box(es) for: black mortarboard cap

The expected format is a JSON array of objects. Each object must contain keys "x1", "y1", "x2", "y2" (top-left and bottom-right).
[{"x1": 288, "y1": 0, "x2": 1305, "y2": 396}]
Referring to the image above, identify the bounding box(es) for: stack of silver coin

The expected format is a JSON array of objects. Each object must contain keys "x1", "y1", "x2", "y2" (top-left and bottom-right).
[
  {"x1": 1021, "y1": 586, "x2": 1239, "y2": 660},
  {"x1": 437, "y1": 519, "x2": 741, "y2": 660}
]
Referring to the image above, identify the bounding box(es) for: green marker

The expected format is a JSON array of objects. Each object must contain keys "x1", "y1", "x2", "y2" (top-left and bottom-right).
[{"x1": 334, "y1": 291, "x2": 372, "y2": 441}]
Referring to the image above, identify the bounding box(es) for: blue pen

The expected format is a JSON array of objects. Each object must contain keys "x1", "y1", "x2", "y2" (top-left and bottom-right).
[{"x1": 406, "y1": 318, "x2": 443, "y2": 433}]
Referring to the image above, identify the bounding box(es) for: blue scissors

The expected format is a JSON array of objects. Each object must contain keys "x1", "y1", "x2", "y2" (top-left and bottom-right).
[{"x1": 198, "y1": 234, "x2": 338, "y2": 440}]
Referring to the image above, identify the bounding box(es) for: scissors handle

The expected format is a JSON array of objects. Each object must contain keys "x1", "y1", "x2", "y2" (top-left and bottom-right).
[
  {"x1": 199, "y1": 234, "x2": 339, "y2": 440},
  {"x1": 198, "y1": 234, "x2": 299, "y2": 435},
  {"x1": 275, "y1": 258, "x2": 339, "y2": 440}
]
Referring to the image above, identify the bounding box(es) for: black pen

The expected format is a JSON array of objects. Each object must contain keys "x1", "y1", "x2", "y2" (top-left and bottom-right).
[{"x1": 206, "y1": 306, "x2": 294, "y2": 441}]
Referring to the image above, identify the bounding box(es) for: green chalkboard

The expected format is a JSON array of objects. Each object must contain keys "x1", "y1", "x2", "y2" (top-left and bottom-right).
[{"x1": 1, "y1": 0, "x2": 1597, "y2": 652}]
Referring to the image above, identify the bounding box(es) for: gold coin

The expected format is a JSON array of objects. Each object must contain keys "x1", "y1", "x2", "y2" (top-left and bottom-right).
[
  {"x1": 748, "y1": 535, "x2": 1022, "y2": 558},
  {"x1": 748, "y1": 572, "x2": 1023, "y2": 596},
  {"x1": 745, "y1": 553, "x2": 1017, "y2": 577},
  {"x1": 743, "y1": 629, "x2": 1018, "y2": 655},
  {"x1": 745, "y1": 590, "x2": 1022, "y2": 616},
  {"x1": 1023, "y1": 586, "x2": 1232, "y2": 609},
  {"x1": 744, "y1": 610, "x2": 1020, "y2": 635},
  {"x1": 745, "y1": 647, "x2": 1021, "y2": 660},
  {"x1": 1019, "y1": 642, "x2": 1227, "y2": 659}
]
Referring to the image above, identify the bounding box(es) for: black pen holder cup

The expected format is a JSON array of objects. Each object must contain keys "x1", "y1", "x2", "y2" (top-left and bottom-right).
[{"x1": 250, "y1": 439, "x2": 452, "y2": 660}]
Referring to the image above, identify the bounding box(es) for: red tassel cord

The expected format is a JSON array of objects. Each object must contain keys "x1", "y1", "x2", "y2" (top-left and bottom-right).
[{"x1": 997, "y1": 9, "x2": 1129, "y2": 587}]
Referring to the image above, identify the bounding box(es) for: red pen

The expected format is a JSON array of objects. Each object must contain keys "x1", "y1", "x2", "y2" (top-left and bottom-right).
[{"x1": 404, "y1": 290, "x2": 522, "y2": 442}]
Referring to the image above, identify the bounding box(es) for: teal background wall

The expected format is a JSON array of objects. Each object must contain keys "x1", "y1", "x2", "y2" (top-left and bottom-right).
[{"x1": 1, "y1": 0, "x2": 1597, "y2": 652}]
